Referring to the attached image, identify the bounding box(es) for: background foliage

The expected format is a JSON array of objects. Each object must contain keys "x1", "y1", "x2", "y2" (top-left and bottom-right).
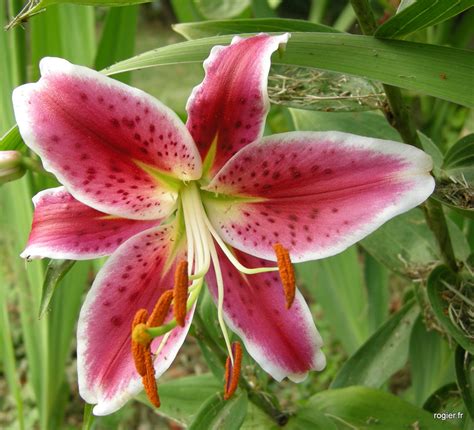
[{"x1": 0, "y1": 0, "x2": 473, "y2": 429}]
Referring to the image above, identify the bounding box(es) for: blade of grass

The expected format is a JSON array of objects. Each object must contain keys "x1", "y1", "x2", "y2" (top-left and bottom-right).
[
  {"x1": 298, "y1": 246, "x2": 369, "y2": 354},
  {"x1": 333, "y1": 2, "x2": 356, "y2": 32},
  {"x1": 375, "y1": 0, "x2": 474, "y2": 39},
  {"x1": 94, "y1": 5, "x2": 139, "y2": 83},
  {"x1": 0, "y1": 263, "x2": 25, "y2": 430}
]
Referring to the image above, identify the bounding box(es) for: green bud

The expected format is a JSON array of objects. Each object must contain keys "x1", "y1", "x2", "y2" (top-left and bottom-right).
[{"x1": 0, "y1": 151, "x2": 26, "y2": 185}]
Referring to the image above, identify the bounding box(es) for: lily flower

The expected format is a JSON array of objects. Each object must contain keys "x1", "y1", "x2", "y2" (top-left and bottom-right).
[{"x1": 13, "y1": 33, "x2": 434, "y2": 415}]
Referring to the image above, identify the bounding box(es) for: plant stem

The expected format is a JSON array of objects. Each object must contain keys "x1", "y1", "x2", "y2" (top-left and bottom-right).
[
  {"x1": 21, "y1": 156, "x2": 55, "y2": 179},
  {"x1": 350, "y1": 0, "x2": 459, "y2": 273},
  {"x1": 193, "y1": 312, "x2": 290, "y2": 426}
]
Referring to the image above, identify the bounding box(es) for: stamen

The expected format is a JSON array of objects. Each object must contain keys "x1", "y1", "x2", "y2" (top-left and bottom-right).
[
  {"x1": 142, "y1": 352, "x2": 160, "y2": 408},
  {"x1": 204, "y1": 216, "x2": 279, "y2": 275},
  {"x1": 131, "y1": 309, "x2": 160, "y2": 407},
  {"x1": 173, "y1": 260, "x2": 189, "y2": 327},
  {"x1": 147, "y1": 290, "x2": 174, "y2": 327},
  {"x1": 131, "y1": 309, "x2": 149, "y2": 377},
  {"x1": 224, "y1": 342, "x2": 243, "y2": 400},
  {"x1": 273, "y1": 243, "x2": 295, "y2": 309}
]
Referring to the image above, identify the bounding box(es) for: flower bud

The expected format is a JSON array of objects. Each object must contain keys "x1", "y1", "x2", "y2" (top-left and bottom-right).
[{"x1": 0, "y1": 151, "x2": 25, "y2": 184}]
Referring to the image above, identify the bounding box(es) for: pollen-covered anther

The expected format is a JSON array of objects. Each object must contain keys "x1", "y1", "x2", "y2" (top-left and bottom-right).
[
  {"x1": 131, "y1": 309, "x2": 149, "y2": 377},
  {"x1": 223, "y1": 341, "x2": 243, "y2": 400},
  {"x1": 273, "y1": 243, "x2": 296, "y2": 309},
  {"x1": 173, "y1": 260, "x2": 189, "y2": 327},
  {"x1": 147, "y1": 289, "x2": 174, "y2": 327},
  {"x1": 142, "y1": 353, "x2": 160, "y2": 408}
]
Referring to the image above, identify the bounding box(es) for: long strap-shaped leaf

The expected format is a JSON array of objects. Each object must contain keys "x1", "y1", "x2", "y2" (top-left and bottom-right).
[
  {"x1": 375, "y1": 0, "x2": 474, "y2": 39},
  {"x1": 103, "y1": 32, "x2": 473, "y2": 107}
]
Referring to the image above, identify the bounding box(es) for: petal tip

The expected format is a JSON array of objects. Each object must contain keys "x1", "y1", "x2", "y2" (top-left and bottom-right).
[{"x1": 39, "y1": 57, "x2": 72, "y2": 76}]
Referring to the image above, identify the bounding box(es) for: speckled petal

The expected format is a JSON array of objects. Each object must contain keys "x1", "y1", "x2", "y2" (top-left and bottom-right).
[
  {"x1": 22, "y1": 187, "x2": 159, "y2": 260},
  {"x1": 206, "y1": 246, "x2": 325, "y2": 382},
  {"x1": 186, "y1": 34, "x2": 289, "y2": 177},
  {"x1": 13, "y1": 57, "x2": 202, "y2": 220},
  {"x1": 204, "y1": 131, "x2": 434, "y2": 262},
  {"x1": 77, "y1": 222, "x2": 193, "y2": 415}
]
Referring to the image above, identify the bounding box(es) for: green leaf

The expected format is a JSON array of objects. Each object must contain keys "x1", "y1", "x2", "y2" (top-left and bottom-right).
[
  {"x1": 189, "y1": 391, "x2": 248, "y2": 430},
  {"x1": 427, "y1": 265, "x2": 474, "y2": 354},
  {"x1": 286, "y1": 409, "x2": 337, "y2": 430},
  {"x1": 0, "y1": 125, "x2": 24, "y2": 152},
  {"x1": 170, "y1": 0, "x2": 205, "y2": 22},
  {"x1": 173, "y1": 18, "x2": 338, "y2": 40},
  {"x1": 94, "y1": 5, "x2": 139, "y2": 84},
  {"x1": 435, "y1": 133, "x2": 474, "y2": 218},
  {"x1": 443, "y1": 133, "x2": 474, "y2": 183},
  {"x1": 82, "y1": 403, "x2": 95, "y2": 430},
  {"x1": 290, "y1": 109, "x2": 401, "y2": 140},
  {"x1": 361, "y1": 208, "x2": 470, "y2": 278},
  {"x1": 331, "y1": 300, "x2": 418, "y2": 389},
  {"x1": 38, "y1": 259, "x2": 75, "y2": 319},
  {"x1": 375, "y1": 0, "x2": 474, "y2": 39},
  {"x1": 103, "y1": 33, "x2": 474, "y2": 107},
  {"x1": 194, "y1": 0, "x2": 250, "y2": 20},
  {"x1": 145, "y1": 374, "x2": 220, "y2": 426},
  {"x1": 409, "y1": 316, "x2": 455, "y2": 406},
  {"x1": 364, "y1": 252, "x2": 390, "y2": 333},
  {"x1": 297, "y1": 246, "x2": 369, "y2": 354},
  {"x1": 305, "y1": 386, "x2": 457, "y2": 429},
  {"x1": 422, "y1": 382, "x2": 460, "y2": 412},
  {"x1": 418, "y1": 131, "x2": 444, "y2": 176},
  {"x1": 455, "y1": 346, "x2": 474, "y2": 419}
]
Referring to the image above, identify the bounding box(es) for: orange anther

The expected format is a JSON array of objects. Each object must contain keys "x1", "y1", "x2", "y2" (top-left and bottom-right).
[
  {"x1": 173, "y1": 260, "x2": 189, "y2": 327},
  {"x1": 142, "y1": 353, "x2": 160, "y2": 408},
  {"x1": 224, "y1": 342, "x2": 243, "y2": 400},
  {"x1": 273, "y1": 243, "x2": 295, "y2": 309},
  {"x1": 131, "y1": 309, "x2": 149, "y2": 377},
  {"x1": 131, "y1": 308, "x2": 160, "y2": 407},
  {"x1": 147, "y1": 289, "x2": 174, "y2": 327}
]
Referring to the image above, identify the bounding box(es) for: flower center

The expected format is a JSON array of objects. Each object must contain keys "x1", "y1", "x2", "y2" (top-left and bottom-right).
[{"x1": 137, "y1": 181, "x2": 297, "y2": 349}]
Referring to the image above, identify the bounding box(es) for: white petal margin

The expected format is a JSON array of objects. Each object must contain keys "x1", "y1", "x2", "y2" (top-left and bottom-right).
[
  {"x1": 78, "y1": 306, "x2": 195, "y2": 416},
  {"x1": 227, "y1": 289, "x2": 326, "y2": 383},
  {"x1": 205, "y1": 131, "x2": 435, "y2": 263},
  {"x1": 12, "y1": 57, "x2": 201, "y2": 220}
]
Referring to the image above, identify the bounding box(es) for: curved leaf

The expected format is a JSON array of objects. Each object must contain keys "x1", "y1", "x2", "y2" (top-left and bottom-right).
[
  {"x1": 173, "y1": 18, "x2": 339, "y2": 39},
  {"x1": 141, "y1": 374, "x2": 221, "y2": 426},
  {"x1": 103, "y1": 33, "x2": 474, "y2": 107},
  {"x1": 331, "y1": 300, "x2": 418, "y2": 388},
  {"x1": 455, "y1": 345, "x2": 474, "y2": 419},
  {"x1": 375, "y1": 0, "x2": 474, "y2": 39},
  {"x1": 0, "y1": 125, "x2": 23, "y2": 152},
  {"x1": 39, "y1": 259, "x2": 75, "y2": 319},
  {"x1": 194, "y1": 0, "x2": 250, "y2": 20},
  {"x1": 305, "y1": 386, "x2": 457, "y2": 429},
  {"x1": 189, "y1": 391, "x2": 248, "y2": 430},
  {"x1": 427, "y1": 265, "x2": 474, "y2": 354},
  {"x1": 410, "y1": 316, "x2": 455, "y2": 406}
]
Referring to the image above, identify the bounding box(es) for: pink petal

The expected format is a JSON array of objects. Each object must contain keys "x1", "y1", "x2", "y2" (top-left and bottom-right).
[
  {"x1": 204, "y1": 131, "x2": 434, "y2": 262},
  {"x1": 206, "y1": 246, "x2": 325, "y2": 381},
  {"x1": 77, "y1": 222, "x2": 193, "y2": 415},
  {"x1": 186, "y1": 34, "x2": 289, "y2": 177},
  {"x1": 22, "y1": 187, "x2": 159, "y2": 260},
  {"x1": 13, "y1": 57, "x2": 202, "y2": 220}
]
